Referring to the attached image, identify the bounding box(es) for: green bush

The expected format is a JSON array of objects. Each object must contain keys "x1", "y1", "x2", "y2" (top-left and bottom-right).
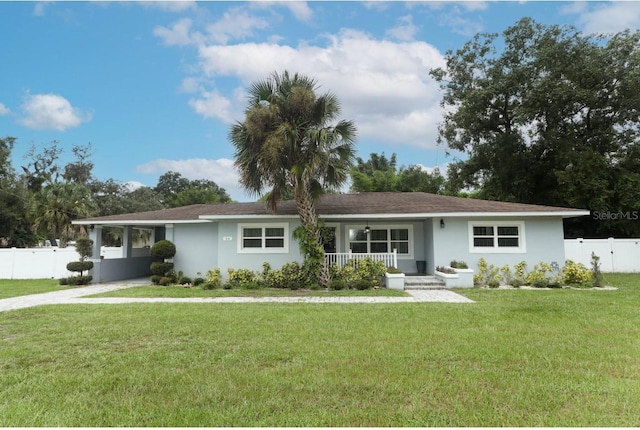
[
  {"x1": 450, "y1": 260, "x2": 468, "y2": 269},
  {"x1": 74, "y1": 237, "x2": 93, "y2": 260},
  {"x1": 150, "y1": 240, "x2": 176, "y2": 260},
  {"x1": 59, "y1": 277, "x2": 68, "y2": 285},
  {"x1": 562, "y1": 260, "x2": 592, "y2": 286},
  {"x1": 591, "y1": 252, "x2": 605, "y2": 287},
  {"x1": 281, "y1": 262, "x2": 304, "y2": 290},
  {"x1": 177, "y1": 276, "x2": 192, "y2": 285},
  {"x1": 204, "y1": 269, "x2": 222, "y2": 289},
  {"x1": 354, "y1": 279, "x2": 371, "y2": 290},
  {"x1": 67, "y1": 275, "x2": 93, "y2": 286},
  {"x1": 150, "y1": 275, "x2": 161, "y2": 285},
  {"x1": 150, "y1": 262, "x2": 174, "y2": 276},
  {"x1": 193, "y1": 277, "x2": 205, "y2": 286},
  {"x1": 225, "y1": 268, "x2": 259, "y2": 289},
  {"x1": 201, "y1": 281, "x2": 218, "y2": 290},
  {"x1": 66, "y1": 260, "x2": 94, "y2": 274},
  {"x1": 159, "y1": 276, "x2": 173, "y2": 286},
  {"x1": 329, "y1": 278, "x2": 347, "y2": 290}
]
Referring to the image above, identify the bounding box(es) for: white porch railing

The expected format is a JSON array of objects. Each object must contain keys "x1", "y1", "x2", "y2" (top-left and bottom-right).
[{"x1": 325, "y1": 249, "x2": 398, "y2": 269}]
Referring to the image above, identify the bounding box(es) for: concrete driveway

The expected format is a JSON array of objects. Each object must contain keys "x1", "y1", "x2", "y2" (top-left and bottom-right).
[{"x1": 0, "y1": 279, "x2": 473, "y2": 313}]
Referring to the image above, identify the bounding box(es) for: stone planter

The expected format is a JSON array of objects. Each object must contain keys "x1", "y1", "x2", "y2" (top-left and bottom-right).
[
  {"x1": 434, "y1": 267, "x2": 474, "y2": 288},
  {"x1": 384, "y1": 272, "x2": 405, "y2": 290}
]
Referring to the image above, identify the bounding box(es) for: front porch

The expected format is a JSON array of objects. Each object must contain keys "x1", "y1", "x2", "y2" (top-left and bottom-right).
[{"x1": 324, "y1": 250, "x2": 398, "y2": 269}]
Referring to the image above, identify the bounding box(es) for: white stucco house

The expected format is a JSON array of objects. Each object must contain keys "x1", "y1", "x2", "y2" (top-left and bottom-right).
[{"x1": 72, "y1": 192, "x2": 589, "y2": 283}]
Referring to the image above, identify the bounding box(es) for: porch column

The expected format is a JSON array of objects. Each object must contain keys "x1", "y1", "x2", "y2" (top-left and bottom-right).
[
  {"x1": 122, "y1": 226, "x2": 133, "y2": 258},
  {"x1": 89, "y1": 226, "x2": 102, "y2": 258},
  {"x1": 165, "y1": 224, "x2": 174, "y2": 242},
  {"x1": 89, "y1": 226, "x2": 103, "y2": 283}
]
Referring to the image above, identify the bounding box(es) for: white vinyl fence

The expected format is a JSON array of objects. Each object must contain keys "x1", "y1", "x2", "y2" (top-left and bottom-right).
[
  {"x1": 0, "y1": 247, "x2": 145, "y2": 279},
  {"x1": 564, "y1": 238, "x2": 640, "y2": 272}
]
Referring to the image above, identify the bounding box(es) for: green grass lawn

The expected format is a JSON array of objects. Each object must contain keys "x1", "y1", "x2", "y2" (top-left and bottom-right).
[
  {"x1": 0, "y1": 279, "x2": 74, "y2": 299},
  {"x1": 0, "y1": 273, "x2": 638, "y2": 426},
  {"x1": 88, "y1": 284, "x2": 411, "y2": 298}
]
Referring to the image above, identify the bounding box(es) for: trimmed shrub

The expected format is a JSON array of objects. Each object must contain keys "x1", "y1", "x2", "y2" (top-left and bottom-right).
[
  {"x1": 67, "y1": 275, "x2": 93, "y2": 286},
  {"x1": 59, "y1": 278, "x2": 68, "y2": 285},
  {"x1": 150, "y1": 275, "x2": 162, "y2": 285},
  {"x1": 329, "y1": 278, "x2": 347, "y2": 290},
  {"x1": 66, "y1": 260, "x2": 94, "y2": 274},
  {"x1": 75, "y1": 237, "x2": 93, "y2": 260},
  {"x1": 150, "y1": 240, "x2": 176, "y2": 260},
  {"x1": 178, "y1": 276, "x2": 192, "y2": 285},
  {"x1": 159, "y1": 276, "x2": 173, "y2": 286},
  {"x1": 354, "y1": 279, "x2": 371, "y2": 290},
  {"x1": 562, "y1": 260, "x2": 591, "y2": 286},
  {"x1": 226, "y1": 268, "x2": 259, "y2": 289},
  {"x1": 193, "y1": 277, "x2": 205, "y2": 286},
  {"x1": 204, "y1": 269, "x2": 222, "y2": 289},
  {"x1": 150, "y1": 262, "x2": 174, "y2": 276}
]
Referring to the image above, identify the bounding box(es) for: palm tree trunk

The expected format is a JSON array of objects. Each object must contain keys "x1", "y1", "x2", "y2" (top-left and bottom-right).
[{"x1": 295, "y1": 180, "x2": 331, "y2": 288}]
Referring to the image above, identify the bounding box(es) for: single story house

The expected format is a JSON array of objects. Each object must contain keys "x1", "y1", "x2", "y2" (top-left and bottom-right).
[{"x1": 72, "y1": 192, "x2": 589, "y2": 283}]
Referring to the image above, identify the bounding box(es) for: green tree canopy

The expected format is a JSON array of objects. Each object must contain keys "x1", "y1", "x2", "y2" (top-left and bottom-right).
[
  {"x1": 430, "y1": 18, "x2": 640, "y2": 237},
  {"x1": 155, "y1": 171, "x2": 232, "y2": 207},
  {"x1": 230, "y1": 70, "x2": 357, "y2": 286},
  {"x1": 351, "y1": 152, "x2": 446, "y2": 194}
]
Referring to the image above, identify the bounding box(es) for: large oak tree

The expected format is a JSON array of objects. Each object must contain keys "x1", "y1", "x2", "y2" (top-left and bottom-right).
[{"x1": 430, "y1": 18, "x2": 640, "y2": 237}]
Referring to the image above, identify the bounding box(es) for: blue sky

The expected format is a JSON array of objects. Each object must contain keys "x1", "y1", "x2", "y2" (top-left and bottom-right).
[{"x1": 2, "y1": 1, "x2": 639, "y2": 202}]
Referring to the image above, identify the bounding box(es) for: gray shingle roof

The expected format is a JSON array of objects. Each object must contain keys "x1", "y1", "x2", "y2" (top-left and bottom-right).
[{"x1": 75, "y1": 192, "x2": 588, "y2": 225}]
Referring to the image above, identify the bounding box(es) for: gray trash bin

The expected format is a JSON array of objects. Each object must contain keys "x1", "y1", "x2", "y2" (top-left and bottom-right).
[{"x1": 416, "y1": 260, "x2": 426, "y2": 274}]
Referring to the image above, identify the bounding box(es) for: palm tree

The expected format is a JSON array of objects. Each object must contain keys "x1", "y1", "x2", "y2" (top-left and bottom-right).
[
  {"x1": 32, "y1": 182, "x2": 97, "y2": 247},
  {"x1": 230, "y1": 71, "x2": 357, "y2": 287}
]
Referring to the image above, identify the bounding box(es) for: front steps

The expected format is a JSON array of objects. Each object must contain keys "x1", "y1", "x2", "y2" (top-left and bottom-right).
[{"x1": 404, "y1": 275, "x2": 446, "y2": 290}]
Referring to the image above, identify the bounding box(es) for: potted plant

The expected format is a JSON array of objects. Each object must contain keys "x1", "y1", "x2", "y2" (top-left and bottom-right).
[{"x1": 384, "y1": 266, "x2": 405, "y2": 290}]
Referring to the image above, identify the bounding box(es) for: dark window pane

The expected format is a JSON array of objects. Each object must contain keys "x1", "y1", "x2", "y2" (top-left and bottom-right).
[
  {"x1": 243, "y1": 228, "x2": 262, "y2": 238},
  {"x1": 265, "y1": 227, "x2": 284, "y2": 237},
  {"x1": 391, "y1": 242, "x2": 409, "y2": 254},
  {"x1": 349, "y1": 229, "x2": 367, "y2": 241},
  {"x1": 370, "y1": 229, "x2": 387, "y2": 241},
  {"x1": 351, "y1": 243, "x2": 367, "y2": 253},
  {"x1": 265, "y1": 238, "x2": 284, "y2": 248},
  {"x1": 473, "y1": 226, "x2": 494, "y2": 236},
  {"x1": 391, "y1": 229, "x2": 408, "y2": 240},
  {"x1": 371, "y1": 242, "x2": 388, "y2": 253},
  {"x1": 498, "y1": 226, "x2": 518, "y2": 236},
  {"x1": 498, "y1": 237, "x2": 519, "y2": 247},
  {"x1": 243, "y1": 239, "x2": 262, "y2": 248},
  {"x1": 474, "y1": 237, "x2": 494, "y2": 247}
]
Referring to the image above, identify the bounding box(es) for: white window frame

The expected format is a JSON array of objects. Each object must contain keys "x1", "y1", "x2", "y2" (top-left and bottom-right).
[
  {"x1": 345, "y1": 225, "x2": 414, "y2": 259},
  {"x1": 468, "y1": 221, "x2": 526, "y2": 253},
  {"x1": 237, "y1": 223, "x2": 289, "y2": 254}
]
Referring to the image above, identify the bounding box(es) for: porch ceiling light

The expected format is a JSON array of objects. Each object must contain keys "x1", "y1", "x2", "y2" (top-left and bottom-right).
[
  {"x1": 440, "y1": 219, "x2": 445, "y2": 229},
  {"x1": 364, "y1": 221, "x2": 370, "y2": 234}
]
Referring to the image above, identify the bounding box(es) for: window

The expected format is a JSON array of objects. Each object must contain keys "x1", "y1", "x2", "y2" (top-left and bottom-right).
[
  {"x1": 238, "y1": 223, "x2": 288, "y2": 253},
  {"x1": 469, "y1": 222, "x2": 525, "y2": 253},
  {"x1": 347, "y1": 225, "x2": 412, "y2": 257}
]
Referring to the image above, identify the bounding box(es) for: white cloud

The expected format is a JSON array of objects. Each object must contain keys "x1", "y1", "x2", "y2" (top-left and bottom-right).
[
  {"x1": 386, "y1": 15, "x2": 419, "y2": 42},
  {"x1": 565, "y1": 1, "x2": 640, "y2": 34},
  {"x1": 154, "y1": 18, "x2": 202, "y2": 46},
  {"x1": 187, "y1": 29, "x2": 446, "y2": 149},
  {"x1": 135, "y1": 158, "x2": 249, "y2": 201},
  {"x1": 205, "y1": 8, "x2": 270, "y2": 45},
  {"x1": 251, "y1": 1, "x2": 313, "y2": 22},
  {"x1": 0, "y1": 103, "x2": 10, "y2": 115},
  {"x1": 139, "y1": 1, "x2": 197, "y2": 13},
  {"x1": 188, "y1": 88, "x2": 238, "y2": 124},
  {"x1": 19, "y1": 93, "x2": 91, "y2": 131},
  {"x1": 33, "y1": 1, "x2": 50, "y2": 16}
]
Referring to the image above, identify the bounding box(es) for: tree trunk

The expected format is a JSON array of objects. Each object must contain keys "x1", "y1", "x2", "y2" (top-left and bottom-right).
[{"x1": 294, "y1": 180, "x2": 331, "y2": 288}]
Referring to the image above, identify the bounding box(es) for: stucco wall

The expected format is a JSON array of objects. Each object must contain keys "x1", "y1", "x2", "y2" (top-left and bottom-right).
[
  {"x1": 171, "y1": 223, "x2": 219, "y2": 277},
  {"x1": 432, "y1": 217, "x2": 566, "y2": 272},
  {"x1": 216, "y1": 218, "x2": 304, "y2": 279}
]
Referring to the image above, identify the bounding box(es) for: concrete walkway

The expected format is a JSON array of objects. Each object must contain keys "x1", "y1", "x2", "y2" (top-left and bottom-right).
[{"x1": 0, "y1": 279, "x2": 473, "y2": 313}]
